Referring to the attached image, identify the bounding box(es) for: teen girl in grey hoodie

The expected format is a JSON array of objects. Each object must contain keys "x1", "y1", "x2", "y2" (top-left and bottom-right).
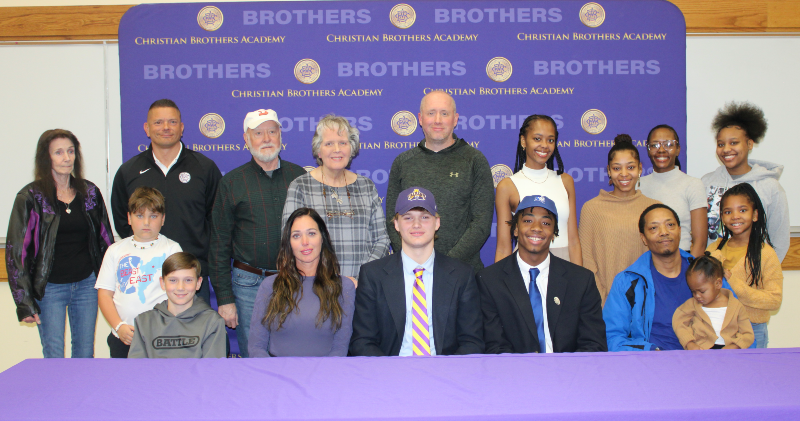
[{"x1": 702, "y1": 102, "x2": 789, "y2": 262}]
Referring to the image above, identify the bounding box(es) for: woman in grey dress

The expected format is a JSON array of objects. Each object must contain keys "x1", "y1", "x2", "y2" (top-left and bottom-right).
[
  {"x1": 249, "y1": 207, "x2": 355, "y2": 357},
  {"x1": 282, "y1": 115, "x2": 390, "y2": 283}
]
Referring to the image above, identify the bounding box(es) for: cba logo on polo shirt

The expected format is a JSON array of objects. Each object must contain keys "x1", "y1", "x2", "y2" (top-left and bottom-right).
[
  {"x1": 490, "y1": 164, "x2": 513, "y2": 188},
  {"x1": 581, "y1": 109, "x2": 607, "y2": 134},
  {"x1": 390, "y1": 4, "x2": 416, "y2": 29},
  {"x1": 391, "y1": 111, "x2": 417, "y2": 136},
  {"x1": 199, "y1": 113, "x2": 226, "y2": 139},
  {"x1": 295, "y1": 59, "x2": 321, "y2": 84},
  {"x1": 198, "y1": 6, "x2": 224, "y2": 31},
  {"x1": 579, "y1": 3, "x2": 605, "y2": 28},
  {"x1": 486, "y1": 57, "x2": 512, "y2": 82}
]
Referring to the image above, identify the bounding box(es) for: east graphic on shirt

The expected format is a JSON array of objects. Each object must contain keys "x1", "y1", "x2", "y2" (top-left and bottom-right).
[{"x1": 117, "y1": 253, "x2": 169, "y2": 303}]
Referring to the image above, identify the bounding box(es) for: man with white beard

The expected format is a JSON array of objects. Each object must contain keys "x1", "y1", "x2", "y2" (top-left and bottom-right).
[{"x1": 209, "y1": 109, "x2": 306, "y2": 357}]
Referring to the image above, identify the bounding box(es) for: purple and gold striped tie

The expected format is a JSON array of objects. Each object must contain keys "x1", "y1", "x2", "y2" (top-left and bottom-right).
[{"x1": 411, "y1": 267, "x2": 431, "y2": 356}]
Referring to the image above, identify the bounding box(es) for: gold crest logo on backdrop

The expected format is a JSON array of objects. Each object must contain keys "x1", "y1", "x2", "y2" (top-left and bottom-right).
[
  {"x1": 486, "y1": 57, "x2": 513, "y2": 82},
  {"x1": 294, "y1": 59, "x2": 321, "y2": 84},
  {"x1": 199, "y1": 113, "x2": 226, "y2": 138},
  {"x1": 580, "y1": 3, "x2": 606, "y2": 28},
  {"x1": 197, "y1": 6, "x2": 224, "y2": 31},
  {"x1": 390, "y1": 4, "x2": 416, "y2": 29},
  {"x1": 391, "y1": 111, "x2": 418, "y2": 136},
  {"x1": 581, "y1": 109, "x2": 607, "y2": 135},
  {"x1": 490, "y1": 164, "x2": 513, "y2": 188}
]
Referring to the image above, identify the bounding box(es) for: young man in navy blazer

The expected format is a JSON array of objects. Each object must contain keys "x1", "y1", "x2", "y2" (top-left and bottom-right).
[
  {"x1": 477, "y1": 195, "x2": 606, "y2": 353},
  {"x1": 349, "y1": 187, "x2": 484, "y2": 356}
]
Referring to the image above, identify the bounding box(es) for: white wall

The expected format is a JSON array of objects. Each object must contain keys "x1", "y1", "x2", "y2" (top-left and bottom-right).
[
  {"x1": 685, "y1": 36, "x2": 800, "y2": 226},
  {"x1": 0, "y1": 43, "x2": 122, "y2": 234}
]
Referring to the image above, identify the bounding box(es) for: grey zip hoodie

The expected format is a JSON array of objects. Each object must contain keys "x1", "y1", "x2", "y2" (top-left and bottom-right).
[
  {"x1": 129, "y1": 297, "x2": 227, "y2": 358},
  {"x1": 701, "y1": 159, "x2": 790, "y2": 262}
]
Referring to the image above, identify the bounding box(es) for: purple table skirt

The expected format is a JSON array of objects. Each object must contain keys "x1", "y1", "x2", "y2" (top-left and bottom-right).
[{"x1": 1, "y1": 348, "x2": 799, "y2": 421}]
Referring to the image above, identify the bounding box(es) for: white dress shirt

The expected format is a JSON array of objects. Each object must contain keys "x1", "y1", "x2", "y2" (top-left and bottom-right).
[
  {"x1": 516, "y1": 252, "x2": 553, "y2": 353},
  {"x1": 153, "y1": 147, "x2": 181, "y2": 176}
]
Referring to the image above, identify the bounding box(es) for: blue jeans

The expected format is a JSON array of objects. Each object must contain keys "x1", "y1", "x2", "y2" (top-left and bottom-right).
[
  {"x1": 34, "y1": 273, "x2": 98, "y2": 358},
  {"x1": 231, "y1": 267, "x2": 266, "y2": 358},
  {"x1": 752, "y1": 322, "x2": 769, "y2": 349}
]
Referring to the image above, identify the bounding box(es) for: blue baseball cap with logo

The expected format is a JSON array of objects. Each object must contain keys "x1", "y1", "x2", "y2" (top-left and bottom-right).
[
  {"x1": 517, "y1": 195, "x2": 558, "y2": 222},
  {"x1": 395, "y1": 187, "x2": 437, "y2": 215}
]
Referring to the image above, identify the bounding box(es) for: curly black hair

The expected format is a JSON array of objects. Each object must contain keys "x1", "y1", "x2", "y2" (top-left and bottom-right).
[{"x1": 711, "y1": 102, "x2": 768, "y2": 143}]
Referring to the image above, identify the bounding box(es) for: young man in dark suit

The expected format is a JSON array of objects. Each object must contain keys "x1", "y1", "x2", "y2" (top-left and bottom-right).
[
  {"x1": 349, "y1": 187, "x2": 484, "y2": 356},
  {"x1": 477, "y1": 195, "x2": 606, "y2": 354}
]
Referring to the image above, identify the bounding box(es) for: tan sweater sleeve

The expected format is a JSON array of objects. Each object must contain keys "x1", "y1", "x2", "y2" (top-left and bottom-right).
[
  {"x1": 729, "y1": 303, "x2": 755, "y2": 349},
  {"x1": 728, "y1": 247, "x2": 783, "y2": 311},
  {"x1": 579, "y1": 203, "x2": 599, "y2": 280},
  {"x1": 672, "y1": 300, "x2": 696, "y2": 350}
]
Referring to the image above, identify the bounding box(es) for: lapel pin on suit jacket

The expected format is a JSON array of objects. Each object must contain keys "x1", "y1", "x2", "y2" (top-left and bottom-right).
[{"x1": 554, "y1": 297, "x2": 560, "y2": 305}]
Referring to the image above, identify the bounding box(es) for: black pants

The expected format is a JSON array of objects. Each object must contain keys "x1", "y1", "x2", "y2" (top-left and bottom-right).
[
  {"x1": 711, "y1": 344, "x2": 725, "y2": 350},
  {"x1": 108, "y1": 332, "x2": 131, "y2": 358}
]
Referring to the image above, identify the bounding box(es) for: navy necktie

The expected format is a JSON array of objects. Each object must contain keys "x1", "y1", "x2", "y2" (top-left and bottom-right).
[{"x1": 529, "y1": 268, "x2": 546, "y2": 353}]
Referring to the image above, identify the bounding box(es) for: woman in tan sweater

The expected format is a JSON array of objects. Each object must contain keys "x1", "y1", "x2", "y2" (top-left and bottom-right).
[
  {"x1": 707, "y1": 183, "x2": 782, "y2": 348},
  {"x1": 579, "y1": 134, "x2": 660, "y2": 304}
]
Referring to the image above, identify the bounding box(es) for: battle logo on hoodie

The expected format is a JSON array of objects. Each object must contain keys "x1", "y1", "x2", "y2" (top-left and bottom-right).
[{"x1": 153, "y1": 336, "x2": 200, "y2": 349}]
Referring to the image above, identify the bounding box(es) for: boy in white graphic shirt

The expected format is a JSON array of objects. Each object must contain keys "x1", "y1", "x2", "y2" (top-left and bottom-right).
[{"x1": 96, "y1": 186, "x2": 182, "y2": 358}]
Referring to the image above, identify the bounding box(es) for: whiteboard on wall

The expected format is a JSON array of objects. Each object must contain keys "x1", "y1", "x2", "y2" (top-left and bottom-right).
[
  {"x1": 685, "y1": 36, "x2": 798, "y2": 228},
  {"x1": 0, "y1": 42, "x2": 122, "y2": 238},
  {"x1": 0, "y1": 37, "x2": 796, "y2": 239}
]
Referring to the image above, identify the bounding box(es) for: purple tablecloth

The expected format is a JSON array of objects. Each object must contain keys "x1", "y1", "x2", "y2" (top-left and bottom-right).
[{"x1": 1, "y1": 348, "x2": 799, "y2": 420}]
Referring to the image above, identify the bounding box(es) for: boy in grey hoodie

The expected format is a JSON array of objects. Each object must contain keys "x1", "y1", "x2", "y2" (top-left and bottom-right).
[
  {"x1": 702, "y1": 102, "x2": 789, "y2": 262},
  {"x1": 129, "y1": 252, "x2": 227, "y2": 358}
]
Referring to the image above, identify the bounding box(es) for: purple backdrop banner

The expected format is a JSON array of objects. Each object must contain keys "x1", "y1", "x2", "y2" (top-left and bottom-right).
[{"x1": 119, "y1": 1, "x2": 686, "y2": 354}]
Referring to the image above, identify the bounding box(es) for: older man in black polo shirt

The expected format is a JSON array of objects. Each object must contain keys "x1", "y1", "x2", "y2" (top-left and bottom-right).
[{"x1": 209, "y1": 109, "x2": 305, "y2": 357}]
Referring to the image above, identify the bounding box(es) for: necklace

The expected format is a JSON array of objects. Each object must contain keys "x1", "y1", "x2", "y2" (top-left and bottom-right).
[
  {"x1": 57, "y1": 185, "x2": 75, "y2": 214},
  {"x1": 132, "y1": 236, "x2": 158, "y2": 249},
  {"x1": 521, "y1": 166, "x2": 549, "y2": 184},
  {"x1": 321, "y1": 171, "x2": 354, "y2": 219}
]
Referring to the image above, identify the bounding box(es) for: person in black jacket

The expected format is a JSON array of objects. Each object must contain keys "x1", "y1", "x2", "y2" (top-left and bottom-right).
[
  {"x1": 111, "y1": 99, "x2": 222, "y2": 304},
  {"x1": 6, "y1": 129, "x2": 114, "y2": 358},
  {"x1": 477, "y1": 195, "x2": 606, "y2": 354}
]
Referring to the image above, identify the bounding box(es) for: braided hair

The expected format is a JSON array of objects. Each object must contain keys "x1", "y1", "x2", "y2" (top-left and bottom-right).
[
  {"x1": 716, "y1": 183, "x2": 772, "y2": 287},
  {"x1": 514, "y1": 115, "x2": 564, "y2": 175},
  {"x1": 646, "y1": 124, "x2": 681, "y2": 170},
  {"x1": 687, "y1": 251, "x2": 724, "y2": 281}
]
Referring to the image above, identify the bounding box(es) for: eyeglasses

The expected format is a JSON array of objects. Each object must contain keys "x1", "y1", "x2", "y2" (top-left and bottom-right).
[{"x1": 646, "y1": 140, "x2": 678, "y2": 150}]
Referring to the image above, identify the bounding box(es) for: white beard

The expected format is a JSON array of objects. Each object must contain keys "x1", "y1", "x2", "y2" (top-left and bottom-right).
[{"x1": 251, "y1": 146, "x2": 280, "y2": 163}]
